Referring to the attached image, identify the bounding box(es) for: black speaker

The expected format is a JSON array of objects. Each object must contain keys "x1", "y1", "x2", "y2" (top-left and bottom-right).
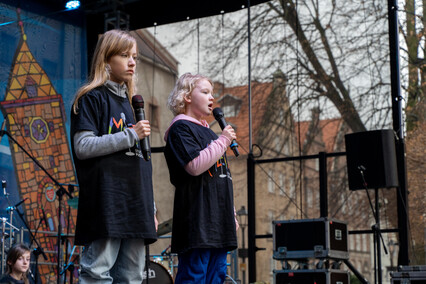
[{"x1": 345, "y1": 129, "x2": 399, "y2": 190}]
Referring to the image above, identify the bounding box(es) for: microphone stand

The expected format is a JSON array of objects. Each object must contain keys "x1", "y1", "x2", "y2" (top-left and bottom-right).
[
  {"x1": 60, "y1": 245, "x2": 79, "y2": 284},
  {"x1": 145, "y1": 245, "x2": 150, "y2": 284},
  {"x1": 63, "y1": 206, "x2": 71, "y2": 284},
  {"x1": 30, "y1": 208, "x2": 46, "y2": 284},
  {"x1": 0, "y1": 130, "x2": 73, "y2": 284}
]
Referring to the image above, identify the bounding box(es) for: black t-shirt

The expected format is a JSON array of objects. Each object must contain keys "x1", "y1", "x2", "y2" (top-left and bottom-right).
[
  {"x1": 164, "y1": 119, "x2": 237, "y2": 253},
  {"x1": 0, "y1": 275, "x2": 25, "y2": 284},
  {"x1": 70, "y1": 85, "x2": 157, "y2": 245}
]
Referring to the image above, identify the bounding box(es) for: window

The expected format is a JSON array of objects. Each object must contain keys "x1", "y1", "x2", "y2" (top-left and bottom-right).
[
  {"x1": 222, "y1": 104, "x2": 239, "y2": 117},
  {"x1": 275, "y1": 136, "x2": 281, "y2": 152},
  {"x1": 279, "y1": 173, "x2": 285, "y2": 195},
  {"x1": 289, "y1": 177, "x2": 295, "y2": 197},
  {"x1": 268, "y1": 210, "x2": 274, "y2": 233},
  {"x1": 283, "y1": 141, "x2": 289, "y2": 155},
  {"x1": 268, "y1": 169, "x2": 275, "y2": 193},
  {"x1": 340, "y1": 194, "x2": 347, "y2": 214},
  {"x1": 356, "y1": 234, "x2": 361, "y2": 251},
  {"x1": 362, "y1": 234, "x2": 367, "y2": 252},
  {"x1": 218, "y1": 94, "x2": 242, "y2": 117},
  {"x1": 307, "y1": 188, "x2": 313, "y2": 208},
  {"x1": 148, "y1": 103, "x2": 159, "y2": 130},
  {"x1": 279, "y1": 109, "x2": 285, "y2": 122},
  {"x1": 139, "y1": 95, "x2": 160, "y2": 132}
]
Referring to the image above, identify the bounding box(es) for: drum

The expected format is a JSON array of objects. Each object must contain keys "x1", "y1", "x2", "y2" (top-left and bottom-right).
[{"x1": 142, "y1": 261, "x2": 173, "y2": 284}]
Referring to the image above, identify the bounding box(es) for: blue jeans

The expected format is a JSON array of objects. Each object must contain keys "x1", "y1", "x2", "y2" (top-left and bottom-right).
[
  {"x1": 174, "y1": 248, "x2": 227, "y2": 284},
  {"x1": 79, "y1": 238, "x2": 145, "y2": 284}
]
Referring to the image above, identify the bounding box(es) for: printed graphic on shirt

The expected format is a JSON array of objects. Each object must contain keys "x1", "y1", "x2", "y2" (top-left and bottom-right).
[
  {"x1": 207, "y1": 140, "x2": 232, "y2": 180},
  {"x1": 108, "y1": 115, "x2": 124, "y2": 133},
  {"x1": 108, "y1": 112, "x2": 143, "y2": 158}
]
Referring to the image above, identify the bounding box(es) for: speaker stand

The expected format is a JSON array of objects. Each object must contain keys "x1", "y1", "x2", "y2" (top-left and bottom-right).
[{"x1": 364, "y1": 186, "x2": 388, "y2": 284}]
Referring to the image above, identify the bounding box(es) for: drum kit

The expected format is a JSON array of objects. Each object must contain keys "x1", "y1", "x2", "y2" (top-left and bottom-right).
[
  {"x1": 143, "y1": 218, "x2": 176, "y2": 283},
  {"x1": 143, "y1": 255, "x2": 176, "y2": 284}
]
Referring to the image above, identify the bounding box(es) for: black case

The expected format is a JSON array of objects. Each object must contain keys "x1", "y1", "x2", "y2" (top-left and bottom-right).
[
  {"x1": 273, "y1": 269, "x2": 349, "y2": 284},
  {"x1": 391, "y1": 265, "x2": 426, "y2": 283},
  {"x1": 273, "y1": 218, "x2": 349, "y2": 260}
]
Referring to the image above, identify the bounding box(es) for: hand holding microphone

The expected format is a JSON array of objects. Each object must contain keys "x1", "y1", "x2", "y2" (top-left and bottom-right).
[
  {"x1": 213, "y1": 107, "x2": 239, "y2": 157},
  {"x1": 133, "y1": 121, "x2": 151, "y2": 140},
  {"x1": 221, "y1": 125, "x2": 237, "y2": 144},
  {"x1": 131, "y1": 95, "x2": 151, "y2": 161}
]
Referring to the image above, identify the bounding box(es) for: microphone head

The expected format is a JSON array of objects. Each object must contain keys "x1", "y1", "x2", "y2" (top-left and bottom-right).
[
  {"x1": 131, "y1": 95, "x2": 144, "y2": 109},
  {"x1": 212, "y1": 107, "x2": 224, "y2": 120}
]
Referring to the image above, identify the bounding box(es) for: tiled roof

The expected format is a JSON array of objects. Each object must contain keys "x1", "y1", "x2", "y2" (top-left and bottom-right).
[
  {"x1": 206, "y1": 81, "x2": 273, "y2": 156},
  {"x1": 295, "y1": 118, "x2": 344, "y2": 153},
  {"x1": 206, "y1": 79, "x2": 344, "y2": 156}
]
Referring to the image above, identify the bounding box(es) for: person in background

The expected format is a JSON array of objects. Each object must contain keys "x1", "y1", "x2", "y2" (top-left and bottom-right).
[
  {"x1": 0, "y1": 243, "x2": 31, "y2": 284},
  {"x1": 164, "y1": 73, "x2": 239, "y2": 284},
  {"x1": 70, "y1": 29, "x2": 157, "y2": 283}
]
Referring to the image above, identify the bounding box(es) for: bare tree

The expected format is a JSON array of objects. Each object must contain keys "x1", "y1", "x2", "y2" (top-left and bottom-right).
[
  {"x1": 201, "y1": 0, "x2": 394, "y2": 131},
  {"x1": 399, "y1": 0, "x2": 425, "y2": 131}
]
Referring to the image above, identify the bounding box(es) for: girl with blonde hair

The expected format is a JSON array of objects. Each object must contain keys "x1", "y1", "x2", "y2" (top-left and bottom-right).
[
  {"x1": 164, "y1": 72, "x2": 238, "y2": 283},
  {"x1": 71, "y1": 29, "x2": 157, "y2": 283}
]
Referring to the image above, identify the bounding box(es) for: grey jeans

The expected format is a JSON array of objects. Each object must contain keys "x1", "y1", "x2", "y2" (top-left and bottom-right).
[{"x1": 79, "y1": 238, "x2": 146, "y2": 284}]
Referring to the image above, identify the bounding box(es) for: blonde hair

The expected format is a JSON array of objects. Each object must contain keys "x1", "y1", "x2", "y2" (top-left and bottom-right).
[
  {"x1": 167, "y1": 73, "x2": 214, "y2": 116},
  {"x1": 72, "y1": 29, "x2": 137, "y2": 114}
]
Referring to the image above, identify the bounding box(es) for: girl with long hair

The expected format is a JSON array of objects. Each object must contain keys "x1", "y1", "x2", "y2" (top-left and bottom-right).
[
  {"x1": 0, "y1": 243, "x2": 31, "y2": 284},
  {"x1": 70, "y1": 29, "x2": 157, "y2": 283}
]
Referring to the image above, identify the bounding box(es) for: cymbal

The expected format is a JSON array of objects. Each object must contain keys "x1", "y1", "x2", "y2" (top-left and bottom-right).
[{"x1": 157, "y1": 218, "x2": 173, "y2": 236}]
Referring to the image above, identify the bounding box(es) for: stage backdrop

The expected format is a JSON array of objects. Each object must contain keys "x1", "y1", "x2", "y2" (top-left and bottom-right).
[{"x1": 0, "y1": 1, "x2": 86, "y2": 282}]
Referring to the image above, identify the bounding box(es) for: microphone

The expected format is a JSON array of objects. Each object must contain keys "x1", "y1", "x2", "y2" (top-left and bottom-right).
[
  {"x1": 6, "y1": 197, "x2": 30, "y2": 214},
  {"x1": 358, "y1": 165, "x2": 368, "y2": 187},
  {"x1": 2, "y1": 179, "x2": 6, "y2": 196},
  {"x1": 212, "y1": 107, "x2": 239, "y2": 157},
  {"x1": 131, "y1": 95, "x2": 151, "y2": 161},
  {"x1": 358, "y1": 165, "x2": 366, "y2": 172}
]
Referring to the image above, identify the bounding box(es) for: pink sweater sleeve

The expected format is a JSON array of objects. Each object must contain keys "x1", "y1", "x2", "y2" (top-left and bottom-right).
[{"x1": 184, "y1": 135, "x2": 231, "y2": 176}]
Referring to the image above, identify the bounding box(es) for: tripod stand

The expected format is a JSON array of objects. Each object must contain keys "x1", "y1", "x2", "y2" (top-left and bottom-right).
[{"x1": 358, "y1": 167, "x2": 388, "y2": 284}]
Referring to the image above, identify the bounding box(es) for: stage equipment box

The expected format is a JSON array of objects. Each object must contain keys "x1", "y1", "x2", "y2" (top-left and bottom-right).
[
  {"x1": 273, "y1": 218, "x2": 349, "y2": 260},
  {"x1": 273, "y1": 269, "x2": 349, "y2": 284},
  {"x1": 391, "y1": 265, "x2": 426, "y2": 283}
]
